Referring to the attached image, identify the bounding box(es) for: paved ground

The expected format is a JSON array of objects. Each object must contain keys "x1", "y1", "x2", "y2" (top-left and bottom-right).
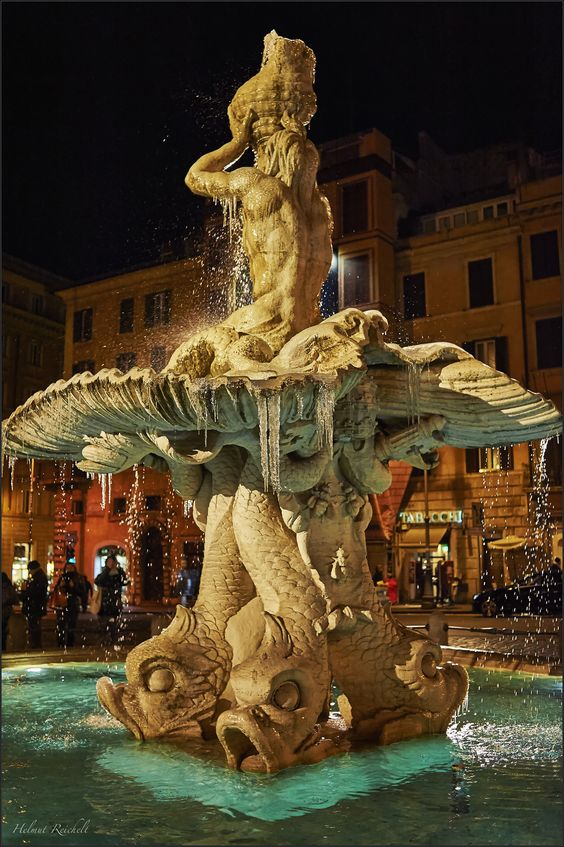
[{"x1": 3, "y1": 604, "x2": 562, "y2": 675}]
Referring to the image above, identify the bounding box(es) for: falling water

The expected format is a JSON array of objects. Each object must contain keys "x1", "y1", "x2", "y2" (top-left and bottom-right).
[
  {"x1": 406, "y1": 362, "x2": 422, "y2": 427},
  {"x1": 188, "y1": 386, "x2": 207, "y2": 436},
  {"x1": 255, "y1": 391, "x2": 270, "y2": 492},
  {"x1": 527, "y1": 437, "x2": 554, "y2": 576},
  {"x1": 183, "y1": 499, "x2": 193, "y2": 518},
  {"x1": 218, "y1": 196, "x2": 238, "y2": 242},
  {"x1": 315, "y1": 382, "x2": 335, "y2": 449},
  {"x1": 296, "y1": 386, "x2": 305, "y2": 419},
  {"x1": 8, "y1": 455, "x2": 16, "y2": 491},
  {"x1": 267, "y1": 393, "x2": 281, "y2": 492}
]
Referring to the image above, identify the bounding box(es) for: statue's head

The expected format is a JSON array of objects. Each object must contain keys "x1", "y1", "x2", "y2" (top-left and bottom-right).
[
  {"x1": 96, "y1": 606, "x2": 226, "y2": 740},
  {"x1": 215, "y1": 614, "x2": 331, "y2": 772}
]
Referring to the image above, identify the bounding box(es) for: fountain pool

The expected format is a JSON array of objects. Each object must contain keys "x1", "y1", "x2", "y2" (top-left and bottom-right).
[{"x1": 2, "y1": 663, "x2": 561, "y2": 846}]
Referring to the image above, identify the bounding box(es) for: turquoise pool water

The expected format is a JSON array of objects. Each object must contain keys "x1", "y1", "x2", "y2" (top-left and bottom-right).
[{"x1": 2, "y1": 663, "x2": 562, "y2": 846}]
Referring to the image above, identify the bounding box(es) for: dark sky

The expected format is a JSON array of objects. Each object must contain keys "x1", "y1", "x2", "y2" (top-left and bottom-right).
[{"x1": 3, "y1": 1, "x2": 562, "y2": 282}]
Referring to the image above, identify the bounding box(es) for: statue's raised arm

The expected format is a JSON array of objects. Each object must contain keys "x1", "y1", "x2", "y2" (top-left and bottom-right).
[{"x1": 185, "y1": 110, "x2": 259, "y2": 201}]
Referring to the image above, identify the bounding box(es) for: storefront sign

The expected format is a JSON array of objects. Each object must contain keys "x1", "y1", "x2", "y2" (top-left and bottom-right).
[{"x1": 399, "y1": 510, "x2": 464, "y2": 525}]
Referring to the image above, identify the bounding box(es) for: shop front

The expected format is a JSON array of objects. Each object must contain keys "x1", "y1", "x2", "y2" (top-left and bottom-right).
[{"x1": 395, "y1": 508, "x2": 463, "y2": 604}]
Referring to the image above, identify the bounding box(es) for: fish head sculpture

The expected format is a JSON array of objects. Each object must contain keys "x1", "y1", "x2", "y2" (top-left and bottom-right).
[
  {"x1": 97, "y1": 606, "x2": 226, "y2": 740},
  {"x1": 216, "y1": 613, "x2": 333, "y2": 773}
]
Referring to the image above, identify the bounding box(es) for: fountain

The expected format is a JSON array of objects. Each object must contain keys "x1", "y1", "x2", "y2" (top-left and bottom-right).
[{"x1": 2, "y1": 32, "x2": 561, "y2": 778}]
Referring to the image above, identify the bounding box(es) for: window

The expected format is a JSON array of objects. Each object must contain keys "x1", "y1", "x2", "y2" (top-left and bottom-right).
[
  {"x1": 496, "y1": 202, "x2": 509, "y2": 217},
  {"x1": 73, "y1": 308, "x2": 93, "y2": 342},
  {"x1": 342, "y1": 253, "x2": 370, "y2": 306},
  {"x1": 72, "y1": 360, "x2": 95, "y2": 374},
  {"x1": 113, "y1": 497, "x2": 126, "y2": 515},
  {"x1": 119, "y1": 298, "x2": 134, "y2": 333},
  {"x1": 30, "y1": 294, "x2": 44, "y2": 315},
  {"x1": 116, "y1": 352, "x2": 137, "y2": 372},
  {"x1": 150, "y1": 346, "x2": 167, "y2": 371},
  {"x1": 438, "y1": 216, "x2": 450, "y2": 231},
  {"x1": 535, "y1": 316, "x2": 562, "y2": 369},
  {"x1": 145, "y1": 290, "x2": 172, "y2": 327},
  {"x1": 530, "y1": 231, "x2": 560, "y2": 280},
  {"x1": 466, "y1": 209, "x2": 479, "y2": 225},
  {"x1": 463, "y1": 337, "x2": 508, "y2": 373},
  {"x1": 453, "y1": 212, "x2": 466, "y2": 228},
  {"x1": 145, "y1": 495, "x2": 161, "y2": 511},
  {"x1": 29, "y1": 340, "x2": 42, "y2": 367},
  {"x1": 71, "y1": 500, "x2": 84, "y2": 516},
  {"x1": 482, "y1": 206, "x2": 494, "y2": 220},
  {"x1": 403, "y1": 272, "x2": 426, "y2": 320},
  {"x1": 341, "y1": 180, "x2": 368, "y2": 235},
  {"x1": 466, "y1": 446, "x2": 513, "y2": 473},
  {"x1": 183, "y1": 540, "x2": 204, "y2": 566},
  {"x1": 468, "y1": 258, "x2": 494, "y2": 308},
  {"x1": 474, "y1": 339, "x2": 496, "y2": 369},
  {"x1": 422, "y1": 218, "x2": 436, "y2": 234}
]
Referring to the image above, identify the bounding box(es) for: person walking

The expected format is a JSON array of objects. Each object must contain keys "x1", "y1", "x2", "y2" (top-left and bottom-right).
[
  {"x1": 95, "y1": 555, "x2": 130, "y2": 644},
  {"x1": 174, "y1": 558, "x2": 201, "y2": 608},
  {"x1": 50, "y1": 562, "x2": 82, "y2": 648},
  {"x1": 20, "y1": 560, "x2": 48, "y2": 649},
  {"x1": 2, "y1": 572, "x2": 19, "y2": 651}
]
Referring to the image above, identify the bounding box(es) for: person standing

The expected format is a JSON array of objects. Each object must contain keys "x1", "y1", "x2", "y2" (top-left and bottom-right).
[
  {"x1": 51, "y1": 562, "x2": 82, "y2": 648},
  {"x1": 2, "y1": 572, "x2": 19, "y2": 651},
  {"x1": 95, "y1": 555, "x2": 130, "y2": 644},
  {"x1": 20, "y1": 560, "x2": 48, "y2": 649}
]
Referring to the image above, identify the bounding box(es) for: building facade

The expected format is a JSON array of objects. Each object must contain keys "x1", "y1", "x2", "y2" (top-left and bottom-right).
[
  {"x1": 319, "y1": 132, "x2": 562, "y2": 601},
  {"x1": 52, "y1": 256, "x2": 214, "y2": 602},
  {"x1": 2, "y1": 256, "x2": 67, "y2": 584}
]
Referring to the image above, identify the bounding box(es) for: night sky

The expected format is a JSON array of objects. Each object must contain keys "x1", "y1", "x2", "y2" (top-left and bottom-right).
[{"x1": 3, "y1": 1, "x2": 562, "y2": 282}]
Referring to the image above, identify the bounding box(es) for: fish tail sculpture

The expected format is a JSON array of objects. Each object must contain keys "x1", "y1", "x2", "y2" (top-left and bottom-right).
[
  {"x1": 215, "y1": 453, "x2": 338, "y2": 772},
  {"x1": 97, "y1": 446, "x2": 257, "y2": 740}
]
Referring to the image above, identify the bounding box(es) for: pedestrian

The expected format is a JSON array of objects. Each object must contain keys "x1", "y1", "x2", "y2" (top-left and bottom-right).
[
  {"x1": 50, "y1": 562, "x2": 82, "y2": 648},
  {"x1": 94, "y1": 555, "x2": 130, "y2": 644},
  {"x1": 2, "y1": 572, "x2": 19, "y2": 651},
  {"x1": 77, "y1": 572, "x2": 93, "y2": 612},
  {"x1": 174, "y1": 558, "x2": 200, "y2": 607},
  {"x1": 20, "y1": 560, "x2": 48, "y2": 649},
  {"x1": 386, "y1": 575, "x2": 398, "y2": 605}
]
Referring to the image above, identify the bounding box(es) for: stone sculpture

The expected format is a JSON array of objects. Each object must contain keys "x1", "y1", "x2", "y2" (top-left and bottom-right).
[{"x1": 3, "y1": 32, "x2": 562, "y2": 774}]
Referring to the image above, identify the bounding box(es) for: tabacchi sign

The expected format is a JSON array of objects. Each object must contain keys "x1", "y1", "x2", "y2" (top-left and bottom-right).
[{"x1": 399, "y1": 510, "x2": 464, "y2": 525}]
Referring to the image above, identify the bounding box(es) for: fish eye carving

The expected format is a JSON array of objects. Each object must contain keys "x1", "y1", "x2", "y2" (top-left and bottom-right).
[
  {"x1": 146, "y1": 667, "x2": 175, "y2": 692},
  {"x1": 271, "y1": 680, "x2": 301, "y2": 711}
]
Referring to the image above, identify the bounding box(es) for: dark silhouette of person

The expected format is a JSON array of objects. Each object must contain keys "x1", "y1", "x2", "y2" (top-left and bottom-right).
[
  {"x1": 20, "y1": 560, "x2": 48, "y2": 649},
  {"x1": 77, "y1": 572, "x2": 93, "y2": 612},
  {"x1": 175, "y1": 558, "x2": 201, "y2": 607},
  {"x1": 51, "y1": 562, "x2": 82, "y2": 648},
  {"x1": 2, "y1": 572, "x2": 19, "y2": 651},
  {"x1": 95, "y1": 555, "x2": 130, "y2": 644}
]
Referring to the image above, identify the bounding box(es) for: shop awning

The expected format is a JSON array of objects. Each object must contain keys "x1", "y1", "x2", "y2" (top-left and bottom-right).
[
  {"x1": 397, "y1": 526, "x2": 450, "y2": 548},
  {"x1": 488, "y1": 535, "x2": 527, "y2": 550}
]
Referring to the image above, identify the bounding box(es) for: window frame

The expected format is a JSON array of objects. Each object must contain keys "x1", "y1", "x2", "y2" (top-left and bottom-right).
[
  {"x1": 73, "y1": 308, "x2": 93, "y2": 343},
  {"x1": 534, "y1": 315, "x2": 562, "y2": 370},
  {"x1": 402, "y1": 271, "x2": 427, "y2": 320},
  {"x1": 116, "y1": 351, "x2": 137, "y2": 372},
  {"x1": 119, "y1": 298, "x2": 135, "y2": 334},
  {"x1": 466, "y1": 255, "x2": 495, "y2": 309},
  {"x1": 144, "y1": 290, "x2": 172, "y2": 328},
  {"x1": 530, "y1": 230, "x2": 561, "y2": 281},
  {"x1": 339, "y1": 249, "x2": 373, "y2": 308},
  {"x1": 340, "y1": 178, "x2": 370, "y2": 236}
]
